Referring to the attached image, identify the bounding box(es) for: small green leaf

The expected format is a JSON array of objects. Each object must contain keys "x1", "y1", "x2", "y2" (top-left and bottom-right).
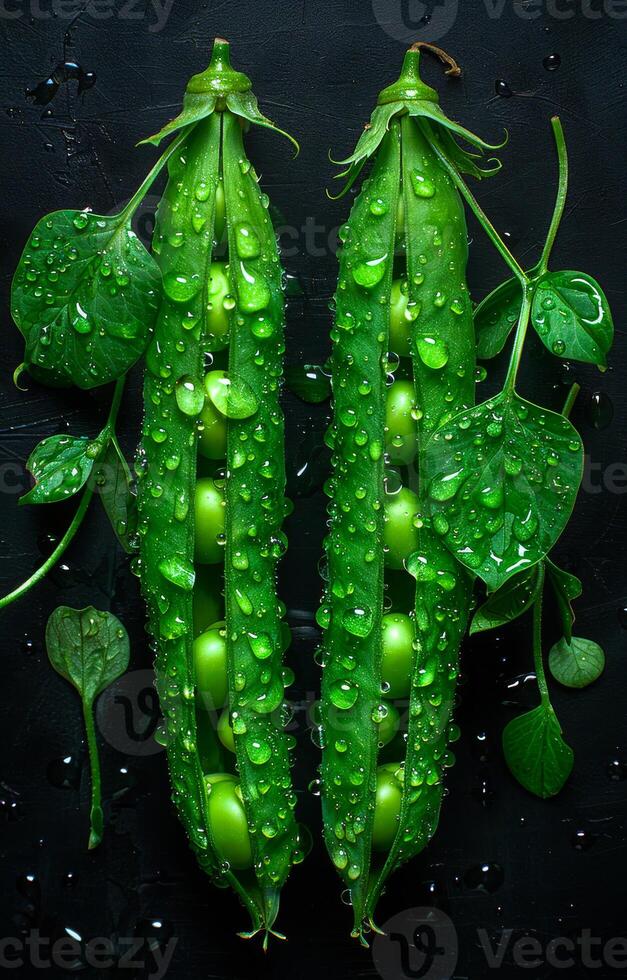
[
  {"x1": 93, "y1": 441, "x2": 137, "y2": 553},
  {"x1": 46, "y1": 605, "x2": 130, "y2": 703},
  {"x1": 548, "y1": 636, "x2": 605, "y2": 689},
  {"x1": 546, "y1": 558, "x2": 582, "y2": 643},
  {"x1": 426, "y1": 391, "x2": 584, "y2": 591},
  {"x1": 502, "y1": 703, "x2": 574, "y2": 798},
  {"x1": 470, "y1": 564, "x2": 540, "y2": 634},
  {"x1": 11, "y1": 210, "x2": 161, "y2": 389},
  {"x1": 21, "y1": 433, "x2": 102, "y2": 505},
  {"x1": 45, "y1": 606, "x2": 130, "y2": 849},
  {"x1": 531, "y1": 271, "x2": 614, "y2": 368},
  {"x1": 284, "y1": 364, "x2": 331, "y2": 403},
  {"x1": 474, "y1": 278, "x2": 522, "y2": 359}
]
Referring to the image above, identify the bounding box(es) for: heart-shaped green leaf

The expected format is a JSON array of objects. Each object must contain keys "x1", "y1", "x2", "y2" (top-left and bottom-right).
[
  {"x1": 45, "y1": 605, "x2": 130, "y2": 850},
  {"x1": 11, "y1": 210, "x2": 161, "y2": 389},
  {"x1": 46, "y1": 605, "x2": 130, "y2": 703},
  {"x1": 470, "y1": 564, "x2": 541, "y2": 634},
  {"x1": 426, "y1": 391, "x2": 584, "y2": 590},
  {"x1": 531, "y1": 271, "x2": 613, "y2": 368},
  {"x1": 548, "y1": 635, "x2": 605, "y2": 689},
  {"x1": 503, "y1": 703, "x2": 573, "y2": 798},
  {"x1": 474, "y1": 277, "x2": 522, "y2": 360},
  {"x1": 546, "y1": 558, "x2": 582, "y2": 643},
  {"x1": 21, "y1": 433, "x2": 103, "y2": 505}
]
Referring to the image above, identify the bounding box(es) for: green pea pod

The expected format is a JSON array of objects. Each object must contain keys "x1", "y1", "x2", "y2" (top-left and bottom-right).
[
  {"x1": 319, "y1": 45, "x2": 500, "y2": 940},
  {"x1": 136, "y1": 39, "x2": 299, "y2": 944}
]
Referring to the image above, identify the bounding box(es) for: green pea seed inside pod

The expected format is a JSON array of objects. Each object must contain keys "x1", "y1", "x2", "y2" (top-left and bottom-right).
[
  {"x1": 380, "y1": 612, "x2": 414, "y2": 699},
  {"x1": 205, "y1": 777, "x2": 254, "y2": 870},
  {"x1": 194, "y1": 476, "x2": 226, "y2": 564},
  {"x1": 383, "y1": 486, "x2": 420, "y2": 569},
  {"x1": 385, "y1": 379, "x2": 417, "y2": 464},
  {"x1": 371, "y1": 766, "x2": 403, "y2": 852},
  {"x1": 205, "y1": 262, "x2": 233, "y2": 349}
]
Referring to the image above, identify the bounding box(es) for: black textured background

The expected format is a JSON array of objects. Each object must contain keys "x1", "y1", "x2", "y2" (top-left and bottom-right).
[{"x1": 1, "y1": 3, "x2": 625, "y2": 979}]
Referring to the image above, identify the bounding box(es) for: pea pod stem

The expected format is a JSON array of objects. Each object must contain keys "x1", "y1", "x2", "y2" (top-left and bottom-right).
[
  {"x1": 538, "y1": 117, "x2": 568, "y2": 275},
  {"x1": 119, "y1": 130, "x2": 190, "y2": 224},
  {"x1": 429, "y1": 137, "x2": 527, "y2": 285},
  {"x1": 0, "y1": 375, "x2": 126, "y2": 611}
]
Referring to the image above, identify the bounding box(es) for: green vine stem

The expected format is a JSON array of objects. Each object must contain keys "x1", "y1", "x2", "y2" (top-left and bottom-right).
[
  {"x1": 0, "y1": 375, "x2": 126, "y2": 610},
  {"x1": 531, "y1": 562, "x2": 550, "y2": 706},
  {"x1": 82, "y1": 698, "x2": 104, "y2": 849},
  {"x1": 562, "y1": 382, "x2": 581, "y2": 420},
  {"x1": 503, "y1": 284, "x2": 534, "y2": 394}
]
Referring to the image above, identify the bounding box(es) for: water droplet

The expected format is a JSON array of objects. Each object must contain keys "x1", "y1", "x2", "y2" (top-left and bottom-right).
[
  {"x1": 351, "y1": 255, "x2": 388, "y2": 289},
  {"x1": 329, "y1": 679, "x2": 359, "y2": 710},
  {"x1": 417, "y1": 335, "x2": 449, "y2": 370},
  {"x1": 342, "y1": 605, "x2": 374, "y2": 638},
  {"x1": 543, "y1": 53, "x2": 561, "y2": 71},
  {"x1": 175, "y1": 375, "x2": 205, "y2": 416},
  {"x1": 410, "y1": 169, "x2": 435, "y2": 199},
  {"x1": 495, "y1": 79, "x2": 513, "y2": 98},
  {"x1": 163, "y1": 271, "x2": 201, "y2": 303}
]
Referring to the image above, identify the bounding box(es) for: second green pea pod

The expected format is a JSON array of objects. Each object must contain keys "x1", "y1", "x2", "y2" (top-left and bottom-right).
[{"x1": 318, "y1": 44, "x2": 501, "y2": 940}]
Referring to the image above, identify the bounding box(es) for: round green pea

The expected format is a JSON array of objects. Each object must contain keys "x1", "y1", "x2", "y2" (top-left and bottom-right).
[
  {"x1": 372, "y1": 766, "x2": 403, "y2": 852},
  {"x1": 194, "y1": 476, "x2": 225, "y2": 564},
  {"x1": 377, "y1": 702, "x2": 401, "y2": 746},
  {"x1": 384, "y1": 486, "x2": 420, "y2": 569},
  {"x1": 193, "y1": 628, "x2": 228, "y2": 710},
  {"x1": 206, "y1": 778, "x2": 253, "y2": 870},
  {"x1": 389, "y1": 278, "x2": 411, "y2": 357},
  {"x1": 385, "y1": 379, "x2": 417, "y2": 464},
  {"x1": 217, "y1": 710, "x2": 235, "y2": 753},
  {"x1": 206, "y1": 262, "x2": 231, "y2": 345},
  {"x1": 381, "y1": 612, "x2": 414, "y2": 699}
]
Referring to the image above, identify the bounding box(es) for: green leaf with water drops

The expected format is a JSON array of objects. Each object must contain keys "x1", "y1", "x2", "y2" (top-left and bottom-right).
[
  {"x1": 45, "y1": 605, "x2": 130, "y2": 848},
  {"x1": 531, "y1": 271, "x2": 613, "y2": 368},
  {"x1": 46, "y1": 605, "x2": 130, "y2": 702},
  {"x1": 93, "y1": 440, "x2": 137, "y2": 554},
  {"x1": 546, "y1": 558, "x2": 582, "y2": 643},
  {"x1": 502, "y1": 703, "x2": 574, "y2": 798},
  {"x1": 470, "y1": 564, "x2": 541, "y2": 634},
  {"x1": 425, "y1": 391, "x2": 584, "y2": 591},
  {"x1": 548, "y1": 635, "x2": 605, "y2": 689},
  {"x1": 11, "y1": 210, "x2": 161, "y2": 389},
  {"x1": 21, "y1": 432, "x2": 105, "y2": 505},
  {"x1": 284, "y1": 363, "x2": 331, "y2": 404},
  {"x1": 205, "y1": 371, "x2": 259, "y2": 419},
  {"x1": 474, "y1": 277, "x2": 522, "y2": 360}
]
